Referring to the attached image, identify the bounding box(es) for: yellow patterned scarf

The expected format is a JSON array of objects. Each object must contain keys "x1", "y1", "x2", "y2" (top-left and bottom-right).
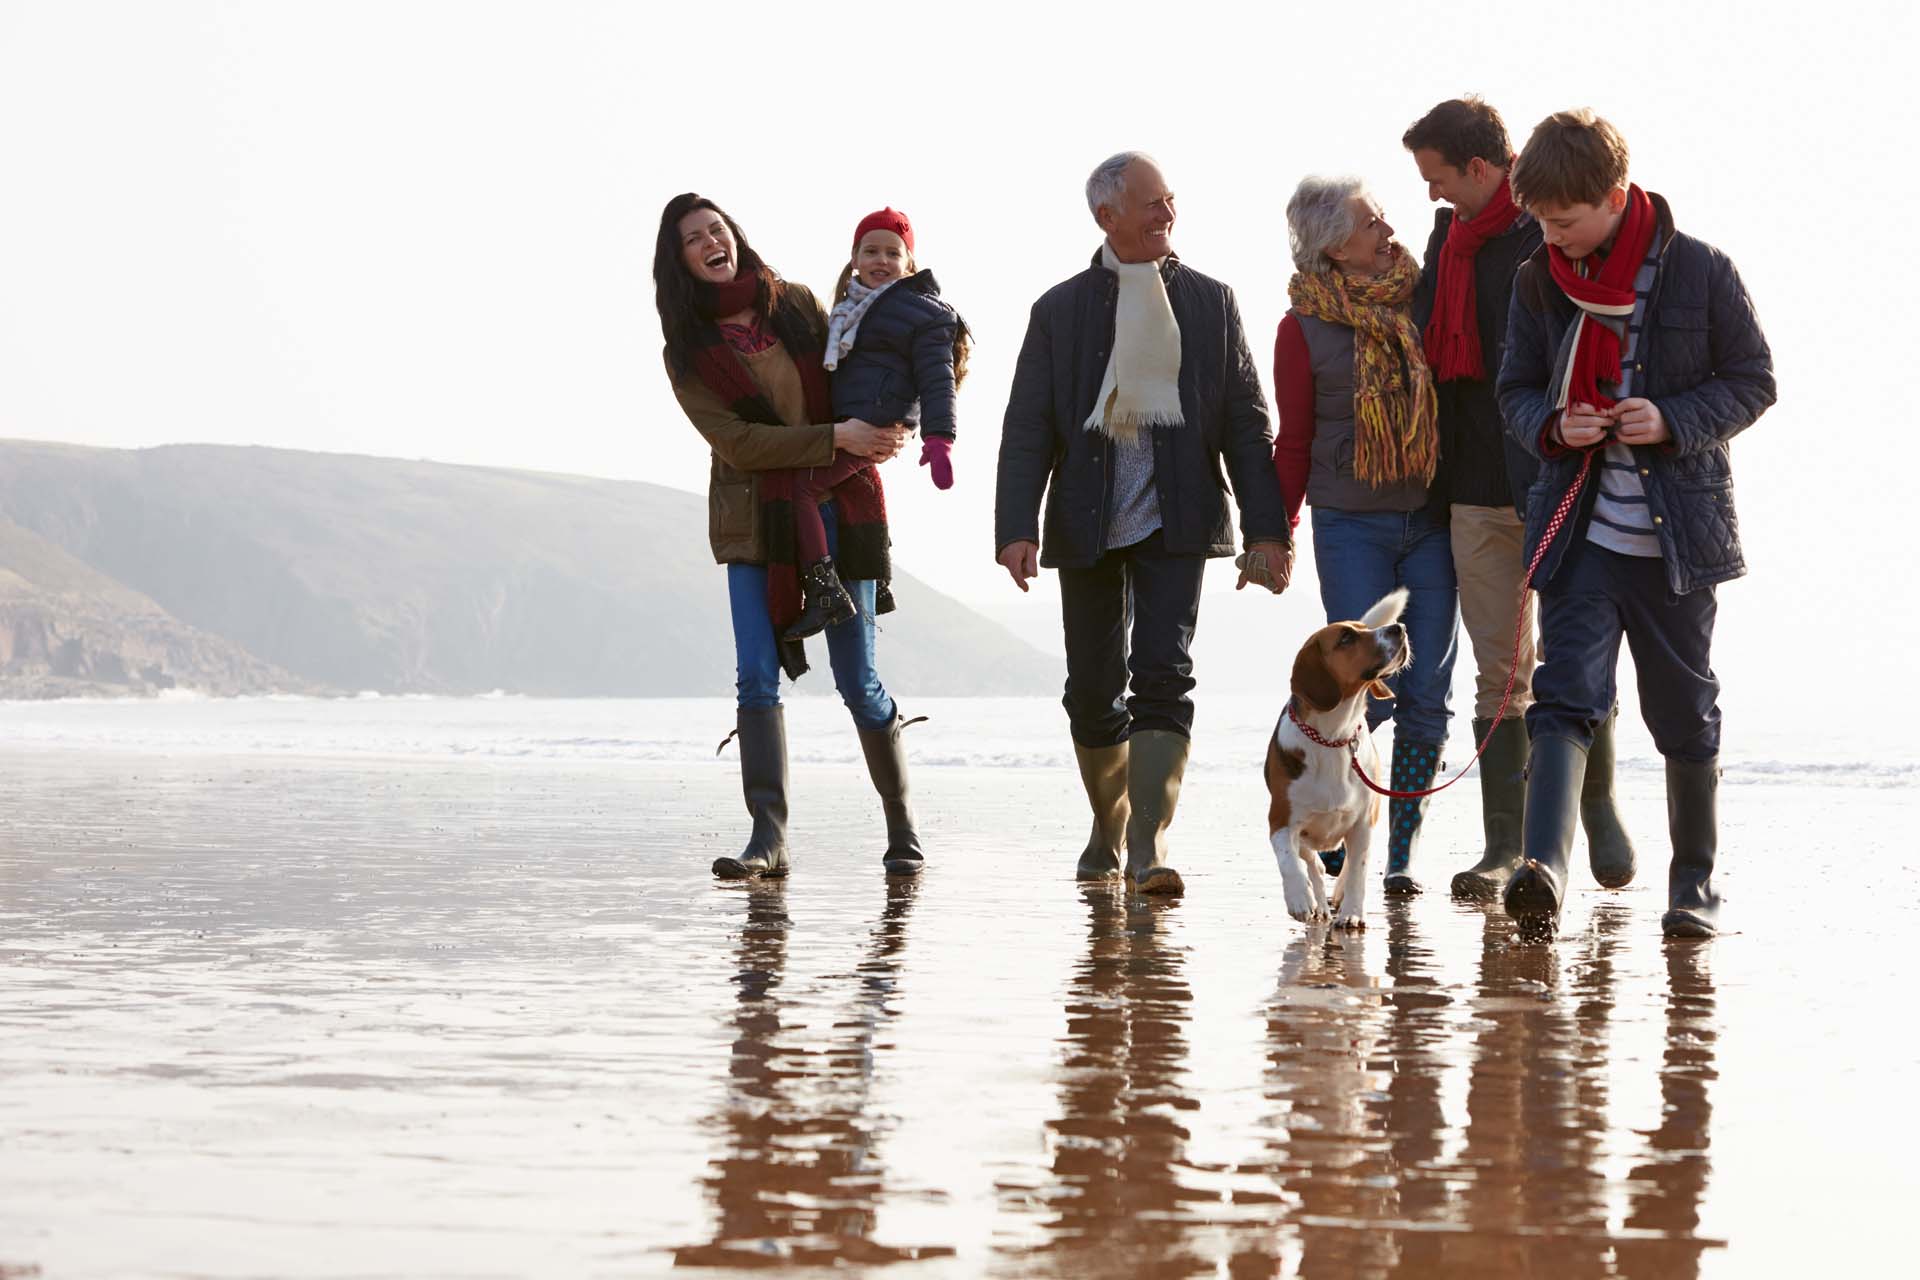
[{"x1": 1286, "y1": 244, "x2": 1438, "y2": 487}]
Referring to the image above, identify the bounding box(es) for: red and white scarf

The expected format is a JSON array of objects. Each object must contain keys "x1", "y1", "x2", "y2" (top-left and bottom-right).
[{"x1": 1548, "y1": 184, "x2": 1657, "y2": 412}]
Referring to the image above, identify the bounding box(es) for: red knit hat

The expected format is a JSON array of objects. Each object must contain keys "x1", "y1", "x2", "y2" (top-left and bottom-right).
[{"x1": 853, "y1": 207, "x2": 914, "y2": 253}]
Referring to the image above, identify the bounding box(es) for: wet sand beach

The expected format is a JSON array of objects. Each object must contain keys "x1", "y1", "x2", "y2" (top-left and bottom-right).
[{"x1": 2, "y1": 700, "x2": 1916, "y2": 1277}]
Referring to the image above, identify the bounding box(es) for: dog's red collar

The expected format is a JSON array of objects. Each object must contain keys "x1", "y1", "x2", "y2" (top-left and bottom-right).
[{"x1": 1285, "y1": 697, "x2": 1362, "y2": 751}]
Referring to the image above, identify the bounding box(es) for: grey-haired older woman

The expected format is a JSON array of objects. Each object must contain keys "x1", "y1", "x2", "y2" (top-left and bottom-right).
[{"x1": 1270, "y1": 175, "x2": 1460, "y2": 895}]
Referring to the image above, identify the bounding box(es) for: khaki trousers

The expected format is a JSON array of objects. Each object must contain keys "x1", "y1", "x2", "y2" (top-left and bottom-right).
[{"x1": 1451, "y1": 504, "x2": 1535, "y2": 720}]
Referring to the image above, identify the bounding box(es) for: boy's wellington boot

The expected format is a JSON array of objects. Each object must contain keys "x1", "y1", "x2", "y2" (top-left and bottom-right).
[
  {"x1": 1383, "y1": 737, "x2": 1444, "y2": 896},
  {"x1": 1583, "y1": 708, "x2": 1638, "y2": 889},
  {"x1": 1503, "y1": 733, "x2": 1588, "y2": 938},
  {"x1": 1319, "y1": 847, "x2": 1346, "y2": 876},
  {"x1": 1123, "y1": 729, "x2": 1189, "y2": 896},
  {"x1": 1452, "y1": 717, "x2": 1529, "y2": 900},
  {"x1": 857, "y1": 712, "x2": 925, "y2": 877},
  {"x1": 1662, "y1": 757, "x2": 1722, "y2": 938},
  {"x1": 784, "y1": 558, "x2": 858, "y2": 641},
  {"x1": 713, "y1": 706, "x2": 790, "y2": 880},
  {"x1": 1072, "y1": 741, "x2": 1129, "y2": 880}
]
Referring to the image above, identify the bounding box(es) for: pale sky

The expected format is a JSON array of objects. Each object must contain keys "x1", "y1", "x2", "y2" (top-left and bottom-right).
[{"x1": 2, "y1": 0, "x2": 1913, "y2": 707}]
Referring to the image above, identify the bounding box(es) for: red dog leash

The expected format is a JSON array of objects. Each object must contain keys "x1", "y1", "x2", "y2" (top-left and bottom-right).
[{"x1": 1316, "y1": 450, "x2": 1596, "y2": 801}]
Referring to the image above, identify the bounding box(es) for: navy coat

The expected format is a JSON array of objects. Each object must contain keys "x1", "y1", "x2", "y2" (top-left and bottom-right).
[
  {"x1": 1496, "y1": 194, "x2": 1776, "y2": 595},
  {"x1": 829, "y1": 271, "x2": 963, "y2": 439},
  {"x1": 994, "y1": 250, "x2": 1289, "y2": 568}
]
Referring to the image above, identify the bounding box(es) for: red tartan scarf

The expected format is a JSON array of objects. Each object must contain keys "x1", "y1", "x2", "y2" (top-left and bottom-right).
[
  {"x1": 686, "y1": 291, "x2": 892, "y2": 679},
  {"x1": 1547, "y1": 184, "x2": 1657, "y2": 412},
  {"x1": 1422, "y1": 172, "x2": 1521, "y2": 382}
]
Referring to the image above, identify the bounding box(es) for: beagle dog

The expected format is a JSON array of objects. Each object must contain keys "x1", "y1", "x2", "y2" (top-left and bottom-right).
[{"x1": 1265, "y1": 589, "x2": 1410, "y2": 928}]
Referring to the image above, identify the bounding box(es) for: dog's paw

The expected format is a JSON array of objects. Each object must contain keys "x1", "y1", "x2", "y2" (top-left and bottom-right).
[{"x1": 1332, "y1": 909, "x2": 1366, "y2": 931}]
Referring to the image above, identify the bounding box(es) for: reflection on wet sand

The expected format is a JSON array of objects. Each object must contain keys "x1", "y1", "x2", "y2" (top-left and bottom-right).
[
  {"x1": 1617, "y1": 942, "x2": 1719, "y2": 1279},
  {"x1": 1252, "y1": 906, "x2": 1722, "y2": 1277},
  {"x1": 998, "y1": 887, "x2": 1208, "y2": 1278},
  {"x1": 675, "y1": 878, "x2": 953, "y2": 1268}
]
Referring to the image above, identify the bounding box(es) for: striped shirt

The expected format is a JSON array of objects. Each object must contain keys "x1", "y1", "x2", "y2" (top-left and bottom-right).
[{"x1": 1584, "y1": 237, "x2": 1664, "y2": 558}]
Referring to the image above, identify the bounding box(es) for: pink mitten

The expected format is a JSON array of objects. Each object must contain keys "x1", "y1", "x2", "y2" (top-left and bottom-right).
[{"x1": 919, "y1": 436, "x2": 954, "y2": 490}]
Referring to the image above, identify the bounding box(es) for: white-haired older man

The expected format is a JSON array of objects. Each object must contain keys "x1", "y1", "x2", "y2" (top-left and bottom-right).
[{"x1": 994, "y1": 151, "x2": 1293, "y2": 895}]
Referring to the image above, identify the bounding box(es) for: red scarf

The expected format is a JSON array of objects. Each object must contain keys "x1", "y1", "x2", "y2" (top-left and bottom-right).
[
  {"x1": 1422, "y1": 173, "x2": 1522, "y2": 382},
  {"x1": 1547, "y1": 184, "x2": 1657, "y2": 411},
  {"x1": 698, "y1": 274, "x2": 760, "y2": 320}
]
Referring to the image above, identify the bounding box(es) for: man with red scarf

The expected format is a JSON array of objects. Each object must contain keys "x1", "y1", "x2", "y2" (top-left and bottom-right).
[
  {"x1": 1495, "y1": 110, "x2": 1775, "y2": 939},
  {"x1": 1404, "y1": 98, "x2": 1636, "y2": 905}
]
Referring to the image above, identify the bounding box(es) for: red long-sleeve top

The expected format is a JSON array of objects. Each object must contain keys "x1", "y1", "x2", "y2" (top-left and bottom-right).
[{"x1": 1271, "y1": 313, "x2": 1315, "y2": 528}]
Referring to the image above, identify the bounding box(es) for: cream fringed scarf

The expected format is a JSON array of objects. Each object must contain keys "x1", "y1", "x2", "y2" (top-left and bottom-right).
[{"x1": 1084, "y1": 242, "x2": 1183, "y2": 443}]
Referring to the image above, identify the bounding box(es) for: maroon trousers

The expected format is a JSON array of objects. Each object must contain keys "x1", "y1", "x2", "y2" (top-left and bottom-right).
[{"x1": 788, "y1": 450, "x2": 874, "y2": 563}]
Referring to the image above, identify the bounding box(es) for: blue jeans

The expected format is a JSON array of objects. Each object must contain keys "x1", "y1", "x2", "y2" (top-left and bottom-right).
[
  {"x1": 1309, "y1": 506, "x2": 1459, "y2": 745},
  {"x1": 725, "y1": 501, "x2": 896, "y2": 730}
]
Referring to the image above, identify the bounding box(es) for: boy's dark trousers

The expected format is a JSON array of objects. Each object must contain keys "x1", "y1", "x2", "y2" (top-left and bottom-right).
[
  {"x1": 1528, "y1": 536, "x2": 1719, "y2": 761},
  {"x1": 1508, "y1": 533, "x2": 1725, "y2": 936}
]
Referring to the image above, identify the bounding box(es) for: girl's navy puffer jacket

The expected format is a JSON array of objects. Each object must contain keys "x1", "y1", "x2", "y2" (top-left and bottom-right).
[{"x1": 829, "y1": 271, "x2": 962, "y2": 439}]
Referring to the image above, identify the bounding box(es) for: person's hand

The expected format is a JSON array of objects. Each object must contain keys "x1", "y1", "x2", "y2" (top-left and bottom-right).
[
  {"x1": 834, "y1": 419, "x2": 910, "y2": 460},
  {"x1": 997, "y1": 540, "x2": 1039, "y2": 592},
  {"x1": 1611, "y1": 397, "x2": 1669, "y2": 446},
  {"x1": 1555, "y1": 402, "x2": 1613, "y2": 449},
  {"x1": 1235, "y1": 540, "x2": 1294, "y2": 594},
  {"x1": 919, "y1": 436, "x2": 954, "y2": 489}
]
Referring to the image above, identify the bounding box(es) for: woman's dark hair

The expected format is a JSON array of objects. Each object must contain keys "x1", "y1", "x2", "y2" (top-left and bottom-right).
[{"x1": 654, "y1": 192, "x2": 781, "y2": 379}]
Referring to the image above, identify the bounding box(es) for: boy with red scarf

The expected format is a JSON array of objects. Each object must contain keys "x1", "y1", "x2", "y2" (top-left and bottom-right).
[
  {"x1": 1496, "y1": 109, "x2": 1775, "y2": 939},
  {"x1": 1405, "y1": 98, "x2": 1634, "y2": 906}
]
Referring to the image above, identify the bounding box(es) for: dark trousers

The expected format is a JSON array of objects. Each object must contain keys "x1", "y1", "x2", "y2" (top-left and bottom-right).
[
  {"x1": 1057, "y1": 532, "x2": 1207, "y2": 749},
  {"x1": 1529, "y1": 538, "x2": 1720, "y2": 762}
]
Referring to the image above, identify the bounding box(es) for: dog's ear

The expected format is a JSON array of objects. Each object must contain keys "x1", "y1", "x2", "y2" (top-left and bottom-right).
[
  {"x1": 1360, "y1": 587, "x2": 1409, "y2": 629},
  {"x1": 1292, "y1": 637, "x2": 1341, "y2": 712},
  {"x1": 1367, "y1": 678, "x2": 1395, "y2": 700}
]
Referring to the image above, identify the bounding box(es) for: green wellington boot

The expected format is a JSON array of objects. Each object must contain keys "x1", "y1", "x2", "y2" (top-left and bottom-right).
[
  {"x1": 1072, "y1": 741, "x2": 1129, "y2": 880},
  {"x1": 1584, "y1": 708, "x2": 1638, "y2": 889},
  {"x1": 1123, "y1": 729, "x2": 1189, "y2": 896},
  {"x1": 1452, "y1": 717, "x2": 1529, "y2": 901},
  {"x1": 1662, "y1": 757, "x2": 1722, "y2": 938}
]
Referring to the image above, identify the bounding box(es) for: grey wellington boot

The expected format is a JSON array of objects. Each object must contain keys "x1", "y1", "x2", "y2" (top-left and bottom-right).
[
  {"x1": 713, "y1": 706, "x2": 790, "y2": 880},
  {"x1": 1662, "y1": 757, "x2": 1722, "y2": 938},
  {"x1": 857, "y1": 713, "x2": 925, "y2": 877},
  {"x1": 1124, "y1": 729, "x2": 1189, "y2": 896},
  {"x1": 1583, "y1": 708, "x2": 1638, "y2": 889},
  {"x1": 1503, "y1": 733, "x2": 1588, "y2": 938},
  {"x1": 1072, "y1": 741, "x2": 1129, "y2": 881},
  {"x1": 1452, "y1": 717, "x2": 1530, "y2": 901}
]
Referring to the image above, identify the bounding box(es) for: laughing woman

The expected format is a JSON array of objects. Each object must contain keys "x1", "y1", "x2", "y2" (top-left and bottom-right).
[
  {"x1": 1271, "y1": 176, "x2": 1461, "y2": 895},
  {"x1": 655, "y1": 192, "x2": 923, "y2": 881}
]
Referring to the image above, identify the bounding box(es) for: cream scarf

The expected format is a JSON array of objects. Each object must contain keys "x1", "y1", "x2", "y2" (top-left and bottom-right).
[
  {"x1": 1084, "y1": 242, "x2": 1183, "y2": 443},
  {"x1": 823, "y1": 275, "x2": 898, "y2": 372}
]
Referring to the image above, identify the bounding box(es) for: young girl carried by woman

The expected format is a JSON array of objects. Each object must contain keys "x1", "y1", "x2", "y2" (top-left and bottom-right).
[{"x1": 783, "y1": 207, "x2": 971, "y2": 639}]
